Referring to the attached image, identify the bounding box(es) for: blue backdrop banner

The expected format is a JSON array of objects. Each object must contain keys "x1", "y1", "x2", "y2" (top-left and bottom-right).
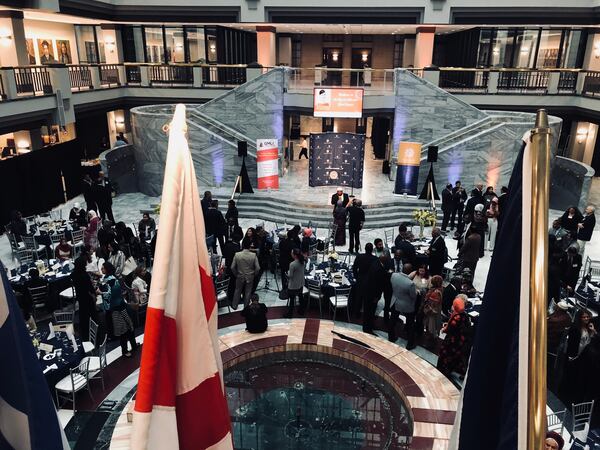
[{"x1": 308, "y1": 132, "x2": 365, "y2": 188}]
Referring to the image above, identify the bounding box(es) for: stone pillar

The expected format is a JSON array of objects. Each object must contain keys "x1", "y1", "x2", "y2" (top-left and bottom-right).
[
  {"x1": 246, "y1": 63, "x2": 263, "y2": 82},
  {"x1": 90, "y1": 64, "x2": 101, "y2": 89},
  {"x1": 547, "y1": 72, "x2": 560, "y2": 95},
  {"x1": 193, "y1": 66, "x2": 203, "y2": 87},
  {"x1": 422, "y1": 67, "x2": 440, "y2": 86},
  {"x1": 256, "y1": 26, "x2": 276, "y2": 67},
  {"x1": 487, "y1": 71, "x2": 499, "y2": 94},
  {"x1": 47, "y1": 64, "x2": 75, "y2": 124},
  {"x1": 414, "y1": 27, "x2": 435, "y2": 68},
  {"x1": 0, "y1": 10, "x2": 29, "y2": 67},
  {"x1": 140, "y1": 65, "x2": 150, "y2": 87},
  {"x1": 0, "y1": 67, "x2": 18, "y2": 99},
  {"x1": 278, "y1": 35, "x2": 292, "y2": 66}
]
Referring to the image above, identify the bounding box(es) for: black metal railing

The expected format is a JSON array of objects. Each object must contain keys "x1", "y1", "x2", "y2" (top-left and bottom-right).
[
  {"x1": 125, "y1": 65, "x2": 141, "y2": 84},
  {"x1": 557, "y1": 71, "x2": 578, "y2": 93},
  {"x1": 14, "y1": 66, "x2": 53, "y2": 96},
  {"x1": 497, "y1": 70, "x2": 549, "y2": 93},
  {"x1": 99, "y1": 64, "x2": 120, "y2": 87},
  {"x1": 201, "y1": 65, "x2": 246, "y2": 86},
  {"x1": 68, "y1": 65, "x2": 93, "y2": 91},
  {"x1": 149, "y1": 65, "x2": 193, "y2": 86},
  {"x1": 439, "y1": 70, "x2": 489, "y2": 92},
  {"x1": 582, "y1": 72, "x2": 600, "y2": 97}
]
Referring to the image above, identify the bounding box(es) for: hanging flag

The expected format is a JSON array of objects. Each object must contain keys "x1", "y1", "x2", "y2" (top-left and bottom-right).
[
  {"x1": 0, "y1": 260, "x2": 69, "y2": 450},
  {"x1": 449, "y1": 131, "x2": 537, "y2": 450},
  {"x1": 131, "y1": 104, "x2": 232, "y2": 450}
]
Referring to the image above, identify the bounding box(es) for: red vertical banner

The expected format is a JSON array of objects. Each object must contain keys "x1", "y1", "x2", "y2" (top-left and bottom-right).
[{"x1": 256, "y1": 139, "x2": 279, "y2": 189}]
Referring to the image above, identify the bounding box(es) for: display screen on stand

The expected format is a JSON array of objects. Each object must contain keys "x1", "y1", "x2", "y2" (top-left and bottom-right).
[{"x1": 313, "y1": 88, "x2": 364, "y2": 118}]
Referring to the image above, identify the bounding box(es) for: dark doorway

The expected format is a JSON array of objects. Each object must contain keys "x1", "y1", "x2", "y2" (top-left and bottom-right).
[
  {"x1": 323, "y1": 47, "x2": 343, "y2": 85},
  {"x1": 351, "y1": 48, "x2": 371, "y2": 86}
]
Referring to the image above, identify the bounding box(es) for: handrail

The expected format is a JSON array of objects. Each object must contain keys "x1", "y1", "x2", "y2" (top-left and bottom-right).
[
  {"x1": 191, "y1": 110, "x2": 257, "y2": 150},
  {"x1": 186, "y1": 118, "x2": 238, "y2": 149},
  {"x1": 230, "y1": 175, "x2": 242, "y2": 200}
]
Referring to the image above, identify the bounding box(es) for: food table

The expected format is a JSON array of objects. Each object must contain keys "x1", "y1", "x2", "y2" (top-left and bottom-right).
[{"x1": 306, "y1": 261, "x2": 355, "y2": 306}]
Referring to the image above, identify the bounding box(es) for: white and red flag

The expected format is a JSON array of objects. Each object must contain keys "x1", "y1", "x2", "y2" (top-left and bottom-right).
[{"x1": 131, "y1": 104, "x2": 232, "y2": 450}]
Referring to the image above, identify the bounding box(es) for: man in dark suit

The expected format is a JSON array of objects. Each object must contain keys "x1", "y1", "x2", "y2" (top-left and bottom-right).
[
  {"x1": 331, "y1": 188, "x2": 350, "y2": 209},
  {"x1": 222, "y1": 235, "x2": 241, "y2": 303},
  {"x1": 577, "y1": 205, "x2": 596, "y2": 254},
  {"x1": 394, "y1": 224, "x2": 416, "y2": 265},
  {"x1": 93, "y1": 171, "x2": 114, "y2": 222},
  {"x1": 362, "y1": 255, "x2": 389, "y2": 333},
  {"x1": 497, "y1": 186, "x2": 509, "y2": 231},
  {"x1": 450, "y1": 181, "x2": 467, "y2": 232},
  {"x1": 347, "y1": 198, "x2": 365, "y2": 254},
  {"x1": 427, "y1": 227, "x2": 447, "y2": 276},
  {"x1": 441, "y1": 183, "x2": 453, "y2": 232},
  {"x1": 560, "y1": 246, "x2": 583, "y2": 292},
  {"x1": 205, "y1": 200, "x2": 227, "y2": 253},
  {"x1": 442, "y1": 276, "x2": 461, "y2": 315},
  {"x1": 352, "y1": 243, "x2": 377, "y2": 317},
  {"x1": 225, "y1": 217, "x2": 243, "y2": 245}
]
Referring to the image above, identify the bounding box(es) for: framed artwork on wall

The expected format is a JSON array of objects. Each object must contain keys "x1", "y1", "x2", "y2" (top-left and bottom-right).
[
  {"x1": 56, "y1": 40, "x2": 72, "y2": 64},
  {"x1": 25, "y1": 38, "x2": 36, "y2": 64},
  {"x1": 37, "y1": 39, "x2": 56, "y2": 64}
]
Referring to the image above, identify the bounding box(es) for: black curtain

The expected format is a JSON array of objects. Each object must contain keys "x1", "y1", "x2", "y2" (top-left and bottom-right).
[
  {"x1": 0, "y1": 140, "x2": 83, "y2": 228},
  {"x1": 371, "y1": 117, "x2": 390, "y2": 159},
  {"x1": 75, "y1": 113, "x2": 110, "y2": 159},
  {"x1": 433, "y1": 29, "x2": 480, "y2": 67}
]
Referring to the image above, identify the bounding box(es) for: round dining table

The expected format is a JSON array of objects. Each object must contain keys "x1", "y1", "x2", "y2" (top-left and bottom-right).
[
  {"x1": 34, "y1": 326, "x2": 84, "y2": 391},
  {"x1": 9, "y1": 259, "x2": 74, "y2": 310}
]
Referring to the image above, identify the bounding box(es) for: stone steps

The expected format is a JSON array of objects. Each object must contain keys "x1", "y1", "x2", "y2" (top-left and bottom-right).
[{"x1": 215, "y1": 194, "x2": 435, "y2": 229}]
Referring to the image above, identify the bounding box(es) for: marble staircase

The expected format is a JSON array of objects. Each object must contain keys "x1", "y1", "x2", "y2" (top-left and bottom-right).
[{"x1": 215, "y1": 193, "x2": 434, "y2": 229}]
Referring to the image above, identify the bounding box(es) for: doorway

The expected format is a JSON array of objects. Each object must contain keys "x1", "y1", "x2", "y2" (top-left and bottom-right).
[
  {"x1": 351, "y1": 48, "x2": 372, "y2": 86},
  {"x1": 323, "y1": 47, "x2": 343, "y2": 85}
]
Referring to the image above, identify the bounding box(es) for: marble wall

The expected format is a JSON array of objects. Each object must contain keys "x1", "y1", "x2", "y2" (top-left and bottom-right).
[
  {"x1": 551, "y1": 156, "x2": 595, "y2": 211},
  {"x1": 392, "y1": 69, "x2": 488, "y2": 157},
  {"x1": 419, "y1": 112, "x2": 563, "y2": 192},
  {"x1": 131, "y1": 69, "x2": 285, "y2": 196}
]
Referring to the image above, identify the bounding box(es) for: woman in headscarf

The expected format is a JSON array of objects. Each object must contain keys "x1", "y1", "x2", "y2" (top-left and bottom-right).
[
  {"x1": 333, "y1": 200, "x2": 348, "y2": 246},
  {"x1": 84, "y1": 210, "x2": 101, "y2": 249},
  {"x1": 436, "y1": 295, "x2": 472, "y2": 378}
]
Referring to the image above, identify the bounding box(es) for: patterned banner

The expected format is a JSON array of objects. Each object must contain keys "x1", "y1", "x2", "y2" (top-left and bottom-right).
[
  {"x1": 308, "y1": 132, "x2": 365, "y2": 188},
  {"x1": 256, "y1": 139, "x2": 279, "y2": 189},
  {"x1": 394, "y1": 141, "x2": 422, "y2": 195}
]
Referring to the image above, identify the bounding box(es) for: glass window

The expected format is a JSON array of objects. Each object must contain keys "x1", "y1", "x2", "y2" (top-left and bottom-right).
[
  {"x1": 536, "y1": 29, "x2": 562, "y2": 68},
  {"x1": 75, "y1": 25, "x2": 99, "y2": 63},
  {"x1": 144, "y1": 27, "x2": 164, "y2": 63},
  {"x1": 206, "y1": 28, "x2": 218, "y2": 63},
  {"x1": 514, "y1": 29, "x2": 539, "y2": 68},
  {"x1": 187, "y1": 27, "x2": 206, "y2": 63},
  {"x1": 490, "y1": 30, "x2": 515, "y2": 68},
  {"x1": 165, "y1": 27, "x2": 185, "y2": 63},
  {"x1": 476, "y1": 29, "x2": 493, "y2": 67},
  {"x1": 96, "y1": 26, "x2": 106, "y2": 63},
  {"x1": 561, "y1": 30, "x2": 583, "y2": 68},
  {"x1": 122, "y1": 26, "x2": 145, "y2": 63}
]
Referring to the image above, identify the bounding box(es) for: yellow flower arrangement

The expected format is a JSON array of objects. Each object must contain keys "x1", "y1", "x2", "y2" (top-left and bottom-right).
[{"x1": 412, "y1": 209, "x2": 437, "y2": 226}]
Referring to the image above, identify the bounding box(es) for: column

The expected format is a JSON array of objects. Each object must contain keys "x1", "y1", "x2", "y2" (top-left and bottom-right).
[
  {"x1": 0, "y1": 10, "x2": 29, "y2": 67},
  {"x1": 278, "y1": 35, "x2": 292, "y2": 66},
  {"x1": 257, "y1": 26, "x2": 276, "y2": 67},
  {"x1": 414, "y1": 27, "x2": 436, "y2": 68}
]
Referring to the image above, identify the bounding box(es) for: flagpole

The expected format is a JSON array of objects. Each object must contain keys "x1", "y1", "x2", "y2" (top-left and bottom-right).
[{"x1": 527, "y1": 109, "x2": 551, "y2": 450}]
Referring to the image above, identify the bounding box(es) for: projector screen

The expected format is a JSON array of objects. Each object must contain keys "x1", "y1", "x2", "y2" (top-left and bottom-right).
[{"x1": 313, "y1": 88, "x2": 364, "y2": 118}]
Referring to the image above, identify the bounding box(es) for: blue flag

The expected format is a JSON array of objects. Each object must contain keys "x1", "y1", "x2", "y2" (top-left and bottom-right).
[
  {"x1": 450, "y1": 136, "x2": 532, "y2": 449},
  {"x1": 0, "y1": 260, "x2": 68, "y2": 450}
]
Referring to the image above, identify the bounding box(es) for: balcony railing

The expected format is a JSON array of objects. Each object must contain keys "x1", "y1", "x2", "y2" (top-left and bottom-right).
[
  {"x1": 125, "y1": 65, "x2": 141, "y2": 85},
  {"x1": 99, "y1": 64, "x2": 120, "y2": 87},
  {"x1": 497, "y1": 70, "x2": 549, "y2": 93},
  {"x1": 557, "y1": 71, "x2": 578, "y2": 94},
  {"x1": 286, "y1": 67, "x2": 395, "y2": 93},
  {"x1": 14, "y1": 66, "x2": 52, "y2": 97},
  {"x1": 68, "y1": 65, "x2": 93, "y2": 91},
  {"x1": 582, "y1": 72, "x2": 600, "y2": 97},
  {"x1": 149, "y1": 65, "x2": 193, "y2": 86},
  {"x1": 202, "y1": 65, "x2": 246, "y2": 86},
  {"x1": 439, "y1": 69, "x2": 489, "y2": 93},
  {"x1": 0, "y1": 75, "x2": 5, "y2": 100}
]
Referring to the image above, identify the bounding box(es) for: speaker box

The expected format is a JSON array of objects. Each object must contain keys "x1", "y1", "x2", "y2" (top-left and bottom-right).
[
  {"x1": 382, "y1": 160, "x2": 390, "y2": 174},
  {"x1": 237, "y1": 141, "x2": 248, "y2": 157},
  {"x1": 427, "y1": 145, "x2": 438, "y2": 163}
]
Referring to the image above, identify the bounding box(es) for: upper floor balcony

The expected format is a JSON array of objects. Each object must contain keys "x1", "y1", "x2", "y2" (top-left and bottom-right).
[{"x1": 3, "y1": 63, "x2": 600, "y2": 126}]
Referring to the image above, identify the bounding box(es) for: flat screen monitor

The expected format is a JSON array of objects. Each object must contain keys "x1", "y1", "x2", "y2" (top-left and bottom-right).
[{"x1": 313, "y1": 87, "x2": 364, "y2": 118}]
